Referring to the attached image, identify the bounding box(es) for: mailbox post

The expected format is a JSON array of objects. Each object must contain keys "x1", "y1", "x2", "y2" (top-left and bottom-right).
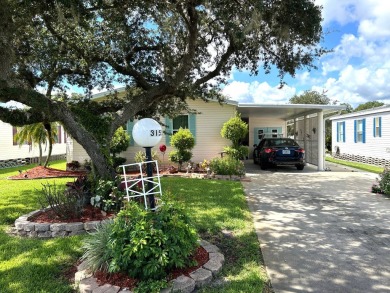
[{"x1": 132, "y1": 118, "x2": 162, "y2": 210}]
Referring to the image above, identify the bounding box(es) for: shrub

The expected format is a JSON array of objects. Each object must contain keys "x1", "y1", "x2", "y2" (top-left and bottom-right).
[
  {"x1": 220, "y1": 112, "x2": 248, "y2": 148},
  {"x1": 169, "y1": 128, "x2": 195, "y2": 170},
  {"x1": 37, "y1": 182, "x2": 87, "y2": 220},
  {"x1": 209, "y1": 157, "x2": 245, "y2": 176},
  {"x1": 223, "y1": 145, "x2": 249, "y2": 160},
  {"x1": 80, "y1": 220, "x2": 114, "y2": 273},
  {"x1": 378, "y1": 168, "x2": 390, "y2": 195},
  {"x1": 108, "y1": 200, "x2": 198, "y2": 280},
  {"x1": 67, "y1": 160, "x2": 81, "y2": 170},
  {"x1": 90, "y1": 177, "x2": 125, "y2": 212}
]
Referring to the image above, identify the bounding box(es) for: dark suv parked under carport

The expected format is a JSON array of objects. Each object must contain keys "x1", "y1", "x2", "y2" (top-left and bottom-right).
[{"x1": 253, "y1": 138, "x2": 306, "y2": 170}]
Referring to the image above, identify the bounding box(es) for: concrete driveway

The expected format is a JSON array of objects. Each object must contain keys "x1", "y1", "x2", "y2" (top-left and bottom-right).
[{"x1": 242, "y1": 161, "x2": 390, "y2": 293}]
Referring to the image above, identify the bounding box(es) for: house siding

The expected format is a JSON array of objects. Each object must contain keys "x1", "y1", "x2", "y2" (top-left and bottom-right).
[
  {"x1": 69, "y1": 99, "x2": 236, "y2": 165},
  {"x1": 0, "y1": 121, "x2": 67, "y2": 161},
  {"x1": 331, "y1": 109, "x2": 390, "y2": 166}
]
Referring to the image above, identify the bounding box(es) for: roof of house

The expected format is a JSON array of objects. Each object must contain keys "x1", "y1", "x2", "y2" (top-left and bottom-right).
[
  {"x1": 90, "y1": 87, "x2": 347, "y2": 120},
  {"x1": 329, "y1": 105, "x2": 390, "y2": 121},
  {"x1": 238, "y1": 103, "x2": 345, "y2": 120}
]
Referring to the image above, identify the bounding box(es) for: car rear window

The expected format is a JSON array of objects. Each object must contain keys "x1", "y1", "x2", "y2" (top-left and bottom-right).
[{"x1": 268, "y1": 139, "x2": 298, "y2": 146}]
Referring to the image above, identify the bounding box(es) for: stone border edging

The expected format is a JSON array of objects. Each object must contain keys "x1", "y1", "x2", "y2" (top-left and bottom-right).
[
  {"x1": 75, "y1": 239, "x2": 224, "y2": 293},
  {"x1": 10, "y1": 208, "x2": 111, "y2": 238}
]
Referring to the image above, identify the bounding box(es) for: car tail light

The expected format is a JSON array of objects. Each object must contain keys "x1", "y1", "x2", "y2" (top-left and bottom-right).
[
  {"x1": 296, "y1": 148, "x2": 305, "y2": 153},
  {"x1": 264, "y1": 148, "x2": 274, "y2": 153}
]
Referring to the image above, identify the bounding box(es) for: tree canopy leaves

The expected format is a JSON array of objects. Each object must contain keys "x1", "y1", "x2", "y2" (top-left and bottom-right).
[{"x1": 0, "y1": 0, "x2": 326, "y2": 178}]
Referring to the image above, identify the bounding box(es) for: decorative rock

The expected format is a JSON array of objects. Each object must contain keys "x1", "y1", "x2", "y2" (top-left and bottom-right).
[
  {"x1": 92, "y1": 284, "x2": 120, "y2": 293},
  {"x1": 209, "y1": 252, "x2": 225, "y2": 264},
  {"x1": 77, "y1": 260, "x2": 89, "y2": 271},
  {"x1": 35, "y1": 223, "x2": 50, "y2": 232},
  {"x1": 37, "y1": 231, "x2": 52, "y2": 238},
  {"x1": 15, "y1": 220, "x2": 28, "y2": 230},
  {"x1": 203, "y1": 259, "x2": 223, "y2": 277},
  {"x1": 79, "y1": 277, "x2": 99, "y2": 293},
  {"x1": 24, "y1": 223, "x2": 35, "y2": 232},
  {"x1": 75, "y1": 270, "x2": 92, "y2": 282},
  {"x1": 69, "y1": 230, "x2": 87, "y2": 236},
  {"x1": 50, "y1": 223, "x2": 67, "y2": 232},
  {"x1": 84, "y1": 221, "x2": 101, "y2": 231},
  {"x1": 189, "y1": 268, "x2": 212, "y2": 288},
  {"x1": 171, "y1": 275, "x2": 195, "y2": 293},
  {"x1": 159, "y1": 287, "x2": 172, "y2": 293},
  {"x1": 52, "y1": 230, "x2": 67, "y2": 237},
  {"x1": 199, "y1": 241, "x2": 220, "y2": 253},
  {"x1": 66, "y1": 222, "x2": 84, "y2": 232},
  {"x1": 118, "y1": 289, "x2": 133, "y2": 293}
]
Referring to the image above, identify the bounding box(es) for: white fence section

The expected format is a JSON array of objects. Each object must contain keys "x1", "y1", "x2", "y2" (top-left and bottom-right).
[{"x1": 120, "y1": 160, "x2": 162, "y2": 211}]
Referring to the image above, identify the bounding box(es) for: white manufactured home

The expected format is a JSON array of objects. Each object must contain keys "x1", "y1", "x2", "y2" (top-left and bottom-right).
[
  {"x1": 330, "y1": 105, "x2": 390, "y2": 167},
  {"x1": 0, "y1": 120, "x2": 67, "y2": 165},
  {"x1": 68, "y1": 87, "x2": 344, "y2": 171}
]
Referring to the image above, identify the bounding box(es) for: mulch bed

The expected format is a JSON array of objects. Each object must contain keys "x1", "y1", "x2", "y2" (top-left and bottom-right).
[
  {"x1": 8, "y1": 166, "x2": 86, "y2": 180},
  {"x1": 10, "y1": 165, "x2": 212, "y2": 291}
]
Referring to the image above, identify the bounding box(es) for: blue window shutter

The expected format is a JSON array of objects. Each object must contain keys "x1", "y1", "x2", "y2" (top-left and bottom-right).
[
  {"x1": 373, "y1": 118, "x2": 376, "y2": 137},
  {"x1": 126, "y1": 120, "x2": 134, "y2": 146},
  {"x1": 343, "y1": 122, "x2": 346, "y2": 142},
  {"x1": 362, "y1": 118, "x2": 366, "y2": 143},
  {"x1": 165, "y1": 117, "x2": 173, "y2": 146},
  {"x1": 189, "y1": 114, "x2": 196, "y2": 143},
  {"x1": 354, "y1": 120, "x2": 357, "y2": 143},
  {"x1": 336, "y1": 122, "x2": 340, "y2": 142},
  {"x1": 379, "y1": 117, "x2": 382, "y2": 137}
]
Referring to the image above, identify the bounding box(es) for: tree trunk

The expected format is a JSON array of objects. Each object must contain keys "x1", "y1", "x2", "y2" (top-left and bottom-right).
[
  {"x1": 38, "y1": 143, "x2": 42, "y2": 165},
  {"x1": 44, "y1": 140, "x2": 52, "y2": 167}
]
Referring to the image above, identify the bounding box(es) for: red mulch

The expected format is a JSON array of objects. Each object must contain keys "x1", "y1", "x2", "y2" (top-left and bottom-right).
[
  {"x1": 8, "y1": 166, "x2": 86, "y2": 180},
  {"x1": 31, "y1": 205, "x2": 114, "y2": 223},
  {"x1": 93, "y1": 245, "x2": 209, "y2": 290}
]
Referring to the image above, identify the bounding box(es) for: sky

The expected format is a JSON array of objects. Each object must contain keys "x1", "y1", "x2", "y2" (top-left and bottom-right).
[{"x1": 221, "y1": 0, "x2": 390, "y2": 108}]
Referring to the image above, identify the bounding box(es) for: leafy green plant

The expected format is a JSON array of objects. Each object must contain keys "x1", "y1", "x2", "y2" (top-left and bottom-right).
[
  {"x1": 37, "y1": 182, "x2": 87, "y2": 220},
  {"x1": 377, "y1": 168, "x2": 390, "y2": 195},
  {"x1": 169, "y1": 128, "x2": 195, "y2": 170},
  {"x1": 223, "y1": 145, "x2": 249, "y2": 160},
  {"x1": 209, "y1": 157, "x2": 245, "y2": 176},
  {"x1": 108, "y1": 200, "x2": 198, "y2": 281},
  {"x1": 220, "y1": 112, "x2": 248, "y2": 148},
  {"x1": 220, "y1": 112, "x2": 249, "y2": 159},
  {"x1": 90, "y1": 177, "x2": 125, "y2": 212},
  {"x1": 80, "y1": 221, "x2": 114, "y2": 273}
]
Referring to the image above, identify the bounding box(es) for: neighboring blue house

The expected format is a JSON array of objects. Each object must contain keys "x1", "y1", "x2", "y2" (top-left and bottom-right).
[{"x1": 330, "y1": 105, "x2": 390, "y2": 167}]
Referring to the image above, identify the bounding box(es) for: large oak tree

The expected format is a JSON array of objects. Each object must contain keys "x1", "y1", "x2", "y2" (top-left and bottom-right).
[{"x1": 0, "y1": 0, "x2": 325, "y2": 179}]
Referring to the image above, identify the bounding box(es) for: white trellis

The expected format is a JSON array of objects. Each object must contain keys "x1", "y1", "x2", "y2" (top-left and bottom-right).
[{"x1": 120, "y1": 160, "x2": 162, "y2": 210}]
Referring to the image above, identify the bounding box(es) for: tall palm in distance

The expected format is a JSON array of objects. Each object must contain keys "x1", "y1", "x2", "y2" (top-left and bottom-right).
[{"x1": 14, "y1": 122, "x2": 58, "y2": 167}]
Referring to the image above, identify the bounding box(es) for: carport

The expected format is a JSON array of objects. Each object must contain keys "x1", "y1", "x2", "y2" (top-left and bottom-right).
[{"x1": 238, "y1": 104, "x2": 345, "y2": 171}]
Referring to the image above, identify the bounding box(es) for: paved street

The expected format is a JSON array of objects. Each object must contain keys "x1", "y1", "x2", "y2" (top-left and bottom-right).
[{"x1": 243, "y1": 161, "x2": 390, "y2": 293}]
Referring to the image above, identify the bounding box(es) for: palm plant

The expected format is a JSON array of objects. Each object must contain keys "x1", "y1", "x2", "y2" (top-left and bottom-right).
[{"x1": 15, "y1": 122, "x2": 58, "y2": 167}]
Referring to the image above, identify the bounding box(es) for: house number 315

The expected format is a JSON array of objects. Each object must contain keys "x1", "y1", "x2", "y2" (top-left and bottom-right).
[{"x1": 150, "y1": 129, "x2": 162, "y2": 136}]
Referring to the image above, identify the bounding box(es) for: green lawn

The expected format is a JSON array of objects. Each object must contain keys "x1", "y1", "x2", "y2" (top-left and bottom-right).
[
  {"x1": 326, "y1": 156, "x2": 384, "y2": 174},
  {"x1": 0, "y1": 161, "x2": 268, "y2": 293}
]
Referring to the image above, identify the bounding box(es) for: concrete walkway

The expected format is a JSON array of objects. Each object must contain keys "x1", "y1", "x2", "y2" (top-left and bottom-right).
[{"x1": 242, "y1": 161, "x2": 390, "y2": 293}]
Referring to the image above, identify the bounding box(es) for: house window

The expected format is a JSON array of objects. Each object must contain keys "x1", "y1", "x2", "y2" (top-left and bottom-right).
[
  {"x1": 271, "y1": 129, "x2": 278, "y2": 138},
  {"x1": 354, "y1": 119, "x2": 366, "y2": 143},
  {"x1": 258, "y1": 129, "x2": 264, "y2": 140},
  {"x1": 373, "y1": 117, "x2": 382, "y2": 137},
  {"x1": 337, "y1": 122, "x2": 345, "y2": 142},
  {"x1": 173, "y1": 115, "x2": 189, "y2": 134}
]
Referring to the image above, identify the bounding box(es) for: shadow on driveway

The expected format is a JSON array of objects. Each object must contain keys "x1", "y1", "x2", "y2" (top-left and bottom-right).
[{"x1": 243, "y1": 160, "x2": 390, "y2": 293}]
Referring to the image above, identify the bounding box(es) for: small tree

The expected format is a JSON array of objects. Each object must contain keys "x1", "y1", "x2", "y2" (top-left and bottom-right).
[
  {"x1": 169, "y1": 128, "x2": 195, "y2": 171},
  {"x1": 109, "y1": 126, "x2": 130, "y2": 168},
  {"x1": 221, "y1": 113, "x2": 249, "y2": 160}
]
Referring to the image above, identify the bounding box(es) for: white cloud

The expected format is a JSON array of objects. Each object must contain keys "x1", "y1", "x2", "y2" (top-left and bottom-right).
[{"x1": 222, "y1": 81, "x2": 296, "y2": 104}]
